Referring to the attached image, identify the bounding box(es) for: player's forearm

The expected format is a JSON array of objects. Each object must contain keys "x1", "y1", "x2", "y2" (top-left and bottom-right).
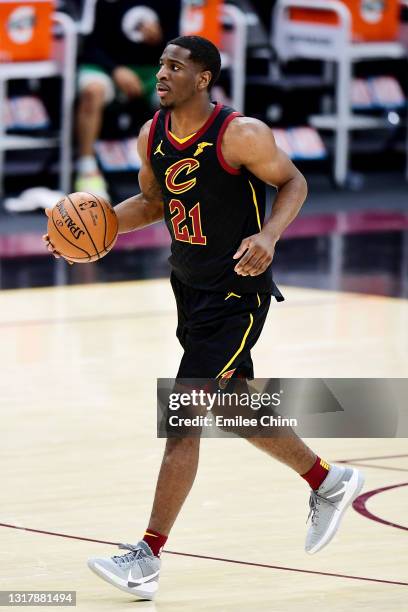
[
  {"x1": 262, "y1": 173, "x2": 308, "y2": 242},
  {"x1": 114, "y1": 194, "x2": 163, "y2": 234}
]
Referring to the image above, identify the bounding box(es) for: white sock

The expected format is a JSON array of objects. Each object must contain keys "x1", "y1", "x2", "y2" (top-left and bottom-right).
[{"x1": 77, "y1": 155, "x2": 98, "y2": 175}]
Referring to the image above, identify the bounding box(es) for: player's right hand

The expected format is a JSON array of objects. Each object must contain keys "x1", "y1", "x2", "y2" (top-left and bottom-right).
[{"x1": 43, "y1": 208, "x2": 74, "y2": 265}]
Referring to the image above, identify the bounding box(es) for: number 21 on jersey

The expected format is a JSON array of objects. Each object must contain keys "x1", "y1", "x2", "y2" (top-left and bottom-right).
[{"x1": 169, "y1": 199, "x2": 207, "y2": 245}]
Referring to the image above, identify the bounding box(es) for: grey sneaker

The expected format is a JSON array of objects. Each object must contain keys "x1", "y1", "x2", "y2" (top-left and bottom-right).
[
  {"x1": 305, "y1": 464, "x2": 365, "y2": 554},
  {"x1": 88, "y1": 541, "x2": 160, "y2": 599}
]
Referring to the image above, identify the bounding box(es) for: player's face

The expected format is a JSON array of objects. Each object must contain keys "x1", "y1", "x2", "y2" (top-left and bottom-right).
[{"x1": 156, "y1": 45, "x2": 210, "y2": 109}]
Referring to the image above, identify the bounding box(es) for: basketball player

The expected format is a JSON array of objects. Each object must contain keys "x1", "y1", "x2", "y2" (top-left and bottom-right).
[{"x1": 43, "y1": 36, "x2": 364, "y2": 600}]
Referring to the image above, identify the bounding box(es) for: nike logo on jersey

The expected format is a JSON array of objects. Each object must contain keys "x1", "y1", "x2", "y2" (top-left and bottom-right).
[
  {"x1": 326, "y1": 480, "x2": 348, "y2": 499},
  {"x1": 194, "y1": 142, "x2": 213, "y2": 157},
  {"x1": 127, "y1": 569, "x2": 160, "y2": 588},
  {"x1": 154, "y1": 141, "x2": 165, "y2": 156}
]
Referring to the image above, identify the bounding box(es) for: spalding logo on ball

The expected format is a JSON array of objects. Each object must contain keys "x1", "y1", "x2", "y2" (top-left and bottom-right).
[{"x1": 47, "y1": 192, "x2": 119, "y2": 263}]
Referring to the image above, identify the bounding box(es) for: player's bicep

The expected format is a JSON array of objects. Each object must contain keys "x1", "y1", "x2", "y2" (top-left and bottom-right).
[
  {"x1": 244, "y1": 128, "x2": 299, "y2": 188},
  {"x1": 227, "y1": 119, "x2": 300, "y2": 189},
  {"x1": 138, "y1": 162, "x2": 162, "y2": 202},
  {"x1": 137, "y1": 163, "x2": 164, "y2": 222},
  {"x1": 137, "y1": 121, "x2": 164, "y2": 221},
  {"x1": 249, "y1": 148, "x2": 299, "y2": 190}
]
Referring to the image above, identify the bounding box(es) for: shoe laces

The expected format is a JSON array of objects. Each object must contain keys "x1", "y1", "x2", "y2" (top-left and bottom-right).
[
  {"x1": 307, "y1": 490, "x2": 337, "y2": 526},
  {"x1": 112, "y1": 543, "x2": 146, "y2": 568}
]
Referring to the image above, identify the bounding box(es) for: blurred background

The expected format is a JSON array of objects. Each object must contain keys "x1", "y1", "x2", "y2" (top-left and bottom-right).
[{"x1": 0, "y1": 0, "x2": 407, "y2": 296}]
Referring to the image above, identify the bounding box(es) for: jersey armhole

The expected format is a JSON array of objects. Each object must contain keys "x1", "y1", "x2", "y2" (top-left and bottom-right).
[
  {"x1": 216, "y1": 112, "x2": 242, "y2": 175},
  {"x1": 147, "y1": 110, "x2": 161, "y2": 160}
]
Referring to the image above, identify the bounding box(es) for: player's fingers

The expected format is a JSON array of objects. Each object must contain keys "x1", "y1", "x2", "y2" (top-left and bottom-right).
[
  {"x1": 44, "y1": 208, "x2": 51, "y2": 218},
  {"x1": 250, "y1": 255, "x2": 273, "y2": 276},
  {"x1": 241, "y1": 254, "x2": 265, "y2": 276},
  {"x1": 240, "y1": 259, "x2": 264, "y2": 276},
  {"x1": 234, "y1": 247, "x2": 259, "y2": 273},
  {"x1": 248, "y1": 256, "x2": 270, "y2": 276},
  {"x1": 235, "y1": 257, "x2": 256, "y2": 274},
  {"x1": 47, "y1": 243, "x2": 60, "y2": 258},
  {"x1": 233, "y1": 238, "x2": 251, "y2": 260}
]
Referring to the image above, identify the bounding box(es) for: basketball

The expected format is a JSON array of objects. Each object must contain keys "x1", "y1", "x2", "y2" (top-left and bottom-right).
[{"x1": 47, "y1": 192, "x2": 118, "y2": 263}]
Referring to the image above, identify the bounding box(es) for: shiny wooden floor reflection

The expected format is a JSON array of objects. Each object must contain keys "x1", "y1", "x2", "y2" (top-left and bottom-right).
[{"x1": 1, "y1": 280, "x2": 407, "y2": 611}]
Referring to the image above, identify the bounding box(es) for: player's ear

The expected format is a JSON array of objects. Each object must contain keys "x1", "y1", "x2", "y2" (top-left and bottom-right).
[{"x1": 198, "y1": 70, "x2": 212, "y2": 91}]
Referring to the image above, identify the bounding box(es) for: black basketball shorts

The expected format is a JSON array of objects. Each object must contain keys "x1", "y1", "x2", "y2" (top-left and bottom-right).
[{"x1": 170, "y1": 272, "x2": 272, "y2": 381}]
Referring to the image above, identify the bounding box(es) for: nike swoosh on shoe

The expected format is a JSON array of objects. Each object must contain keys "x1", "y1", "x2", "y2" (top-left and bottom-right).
[
  {"x1": 325, "y1": 480, "x2": 348, "y2": 499},
  {"x1": 127, "y1": 569, "x2": 160, "y2": 588}
]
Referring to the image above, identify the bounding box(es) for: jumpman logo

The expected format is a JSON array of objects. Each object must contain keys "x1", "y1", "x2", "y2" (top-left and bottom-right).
[
  {"x1": 194, "y1": 142, "x2": 213, "y2": 157},
  {"x1": 154, "y1": 141, "x2": 165, "y2": 156}
]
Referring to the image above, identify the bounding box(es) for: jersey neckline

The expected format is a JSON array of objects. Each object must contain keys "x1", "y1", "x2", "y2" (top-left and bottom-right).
[
  {"x1": 165, "y1": 102, "x2": 223, "y2": 151},
  {"x1": 169, "y1": 130, "x2": 197, "y2": 144}
]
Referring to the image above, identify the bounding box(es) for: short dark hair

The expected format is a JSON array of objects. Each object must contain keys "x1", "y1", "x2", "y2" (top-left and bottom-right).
[{"x1": 167, "y1": 35, "x2": 221, "y2": 89}]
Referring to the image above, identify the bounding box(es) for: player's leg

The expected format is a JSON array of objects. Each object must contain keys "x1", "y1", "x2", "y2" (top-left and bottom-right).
[
  {"x1": 88, "y1": 275, "x2": 199, "y2": 599},
  {"x1": 247, "y1": 424, "x2": 316, "y2": 472},
  {"x1": 147, "y1": 437, "x2": 200, "y2": 536},
  {"x1": 75, "y1": 65, "x2": 113, "y2": 198},
  {"x1": 247, "y1": 432, "x2": 364, "y2": 553},
  {"x1": 214, "y1": 294, "x2": 365, "y2": 554},
  {"x1": 88, "y1": 436, "x2": 200, "y2": 599}
]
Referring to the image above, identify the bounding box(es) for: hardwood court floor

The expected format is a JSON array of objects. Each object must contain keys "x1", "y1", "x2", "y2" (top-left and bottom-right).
[{"x1": 1, "y1": 280, "x2": 407, "y2": 611}]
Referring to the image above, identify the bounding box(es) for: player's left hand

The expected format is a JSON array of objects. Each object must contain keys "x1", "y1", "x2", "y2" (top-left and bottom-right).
[
  {"x1": 43, "y1": 208, "x2": 74, "y2": 265},
  {"x1": 233, "y1": 232, "x2": 277, "y2": 276}
]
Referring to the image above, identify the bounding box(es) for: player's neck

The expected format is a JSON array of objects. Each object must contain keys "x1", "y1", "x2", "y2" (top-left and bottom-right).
[{"x1": 169, "y1": 98, "x2": 215, "y2": 139}]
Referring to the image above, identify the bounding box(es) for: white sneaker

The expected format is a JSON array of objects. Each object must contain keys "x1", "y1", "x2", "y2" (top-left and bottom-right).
[
  {"x1": 305, "y1": 464, "x2": 365, "y2": 554},
  {"x1": 88, "y1": 541, "x2": 161, "y2": 600}
]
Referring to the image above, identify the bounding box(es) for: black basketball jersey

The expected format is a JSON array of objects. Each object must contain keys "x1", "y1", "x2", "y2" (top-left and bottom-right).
[{"x1": 148, "y1": 102, "x2": 282, "y2": 297}]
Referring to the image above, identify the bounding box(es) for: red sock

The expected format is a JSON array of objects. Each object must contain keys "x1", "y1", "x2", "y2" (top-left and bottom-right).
[
  {"x1": 143, "y1": 529, "x2": 167, "y2": 557},
  {"x1": 301, "y1": 457, "x2": 330, "y2": 490}
]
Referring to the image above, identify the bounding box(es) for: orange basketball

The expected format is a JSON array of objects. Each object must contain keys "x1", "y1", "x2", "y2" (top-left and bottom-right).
[{"x1": 47, "y1": 192, "x2": 118, "y2": 263}]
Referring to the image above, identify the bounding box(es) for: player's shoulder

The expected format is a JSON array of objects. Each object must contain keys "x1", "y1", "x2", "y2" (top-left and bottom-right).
[
  {"x1": 225, "y1": 115, "x2": 271, "y2": 140},
  {"x1": 139, "y1": 118, "x2": 154, "y2": 142},
  {"x1": 222, "y1": 116, "x2": 276, "y2": 166},
  {"x1": 137, "y1": 117, "x2": 157, "y2": 160},
  {"x1": 223, "y1": 115, "x2": 274, "y2": 146}
]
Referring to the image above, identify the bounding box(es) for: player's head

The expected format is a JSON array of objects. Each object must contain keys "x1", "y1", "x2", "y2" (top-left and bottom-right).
[{"x1": 156, "y1": 35, "x2": 221, "y2": 109}]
